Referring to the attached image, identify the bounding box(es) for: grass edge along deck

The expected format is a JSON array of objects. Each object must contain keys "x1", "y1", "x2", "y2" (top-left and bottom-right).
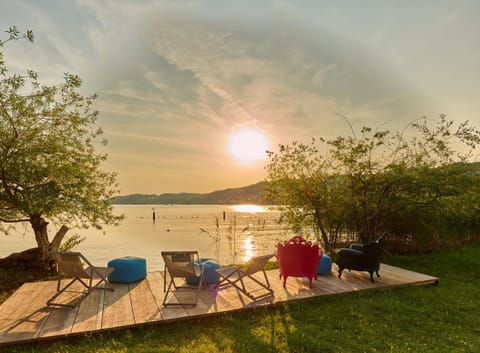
[{"x1": 0, "y1": 264, "x2": 439, "y2": 347}]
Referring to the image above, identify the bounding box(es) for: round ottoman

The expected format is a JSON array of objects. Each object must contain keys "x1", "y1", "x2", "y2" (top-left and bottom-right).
[
  {"x1": 186, "y1": 258, "x2": 221, "y2": 285},
  {"x1": 317, "y1": 253, "x2": 332, "y2": 275},
  {"x1": 108, "y1": 256, "x2": 147, "y2": 283}
]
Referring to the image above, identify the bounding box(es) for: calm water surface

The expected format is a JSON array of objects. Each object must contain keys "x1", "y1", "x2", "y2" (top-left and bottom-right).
[{"x1": 1, "y1": 204, "x2": 289, "y2": 271}]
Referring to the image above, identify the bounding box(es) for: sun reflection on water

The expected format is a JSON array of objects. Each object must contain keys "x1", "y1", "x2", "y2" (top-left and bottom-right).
[
  {"x1": 230, "y1": 204, "x2": 268, "y2": 213},
  {"x1": 242, "y1": 235, "x2": 254, "y2": 263}
]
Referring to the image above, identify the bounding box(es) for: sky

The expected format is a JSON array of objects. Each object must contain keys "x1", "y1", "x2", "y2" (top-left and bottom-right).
[{"x1": 2, "y1": 0, "x2": 480, "y2": 195}]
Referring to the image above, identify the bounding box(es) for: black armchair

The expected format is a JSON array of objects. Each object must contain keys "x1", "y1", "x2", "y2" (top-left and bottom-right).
[{"x1": 336, "y1": 233, "x2": 387, "y2": 282}]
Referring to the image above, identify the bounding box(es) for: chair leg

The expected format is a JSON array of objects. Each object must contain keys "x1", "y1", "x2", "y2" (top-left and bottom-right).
[
  {"x1": 92, "y1": 278, "x2": 114, "y2": 291},
  {"x1": 47, "y1": 278, "x2": 84, "y2": 308},
  {"x1": 163, "y1": 265, "x2": 168, "y2": 292},
  {"x1": 338, "y1": 268, "x2": 343, "y2": 279},
  {"x1": 262, "y1": 270, "x2": 271, "y2": 289},
  {"x1": 240, "y1": 275, "x2": 273, "y2": 301},
  {"x1": 196, "y1": 268, "x2": 205, "y2": 302},
  {"x1": 162, "y1": 278, "x2": 175, "y2": 306},
  {"x1": 56, "y1": 272, "x2": 62, "y2": 291},
  {"x1": 162, "y1": 276, "x2": 201, "y2": 307}
]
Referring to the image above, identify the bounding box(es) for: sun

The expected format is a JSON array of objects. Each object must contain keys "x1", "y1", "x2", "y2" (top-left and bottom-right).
[{"x1": 228, "y1": 128, "x2": 268, "y2": 163}]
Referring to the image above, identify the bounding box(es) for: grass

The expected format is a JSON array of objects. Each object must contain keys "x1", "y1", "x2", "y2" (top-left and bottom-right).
[{"x1": 1, "y1": 246, "x2": 479, "y2": 353}]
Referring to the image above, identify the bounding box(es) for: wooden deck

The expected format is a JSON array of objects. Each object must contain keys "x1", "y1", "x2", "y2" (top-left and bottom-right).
[{"x1": 0, "y1": 264, "x2": 439, "y2": 346}]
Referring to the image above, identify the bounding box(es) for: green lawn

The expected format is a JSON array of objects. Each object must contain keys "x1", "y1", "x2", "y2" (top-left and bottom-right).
[{"x1": 1, "y1": 246, "x2": 479, "y2": 353}]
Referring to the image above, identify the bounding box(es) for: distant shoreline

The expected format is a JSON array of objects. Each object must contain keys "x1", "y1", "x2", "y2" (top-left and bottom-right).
[{"x1": 112, "y1": 182, "x2": 271, "y2": 205}]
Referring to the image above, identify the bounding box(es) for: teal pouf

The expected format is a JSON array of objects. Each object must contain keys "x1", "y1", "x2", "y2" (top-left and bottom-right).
[
  {"x1": 317, "y1": 253, "x2": 332, "y2": 275},
  {"x1": 108, "y1": 256, "x2": 147, "y2": 283},
  {"x1": 186, "y1": 258, "x2": 221, "y2": 285}
]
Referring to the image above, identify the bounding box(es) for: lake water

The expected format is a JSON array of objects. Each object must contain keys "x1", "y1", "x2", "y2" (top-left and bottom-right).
[{"x1": 1, "y1": 204, "x2": 291, "y2": 271}]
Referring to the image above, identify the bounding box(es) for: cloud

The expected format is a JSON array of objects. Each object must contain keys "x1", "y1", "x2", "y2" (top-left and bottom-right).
[
  {"x1": 138, "y1": 5, "x2": 435, "y2": 143},
  {"x1": 38, "y1": 1, "x2": 432, "y2": 142},
  {"x1": 139, "y1": 8, "x2": 343, "y2": 138},
  {"x1": 5, "y1": 0, "x2": 478, "y2": 194}
]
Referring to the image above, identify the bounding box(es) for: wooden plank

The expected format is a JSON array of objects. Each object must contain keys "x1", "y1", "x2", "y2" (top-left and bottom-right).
[
  {"x1": 320, "y1": 276, "x2": 361, "y2": 294},
  {"x1": 268, "y1": 272, "x2": 299, "y2": 302},
  {"x1": 378, "y1": 264, "x2": 415, "y2": 280},
  {"x1": 70, "y1": 288, "x2": 105, "y2": 334},
  {"x1": 342, "y1": 271, "x2": 376, "y2": 290},
  {"x1": 196, "y1": 285, "x2": 229, "y2": 314},
  {"x1": 181, "y1": 290, "x2": 212, "y2": 317},
  {"x1": 373, "y1": 272, "x2": 407, "y2": 287},
  {"x1": 210, "y1": 269, "x2": 282, "y2": 311},
  {"x1": 267, "y1": 270, "x2": 321, "y2": 303},
  {"x1": 0, "y1": 285, "x2": 27, "y2": 320},
  {"x1": 311, "y1": 275, "x2": 347, "y2": 295},
  {"x1": 146, "y1": 271, "x2": 188, "y2": 321},
  {"x1": 331, "y1": 265, "x2": 382, "y2": 288},
  {"x1": 0, "y1": 309, "x2": 51, "y2": 345},
  {"x1": 128, "y1": 278, "x2": 160, "y2": 324},
  {"x1": 319, "y1": 270, "x2": 362, "y2": 293},
  {"x1": 37, "y1": 281, "x2": 86, "y2": 338},
  {"x1": 0, "y1": 282, "x2": 49, "y2": 321},
  {"x1": 380, "y1": 264, "x2": 439, "y2": 284},
  {"x1": 211, "y1": 284, "x2": 249, "y2": 311},
  {"x1": 0, "y1": 264, "x2": 440, "y2": 346},
  {"x1": 245, "y1": 272, "x2": 279, "y2": 300},
  {"x1": 0, "y1": 281, "x2": 57, "y2": 344},
  {"x1": 272, "y1": 273, "x2": 317, "y2": 302},
  {"x1": 101, "y1": 283, "x2": 134, "y2": 329}
]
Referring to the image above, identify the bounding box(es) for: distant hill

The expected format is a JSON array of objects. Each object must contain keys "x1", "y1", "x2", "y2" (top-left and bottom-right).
[{"x1": 112, "y1": 182, "x2": 271, "y2": 205}]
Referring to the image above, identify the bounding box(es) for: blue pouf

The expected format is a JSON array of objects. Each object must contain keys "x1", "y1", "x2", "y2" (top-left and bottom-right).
[
  {"x1": 186, "y1": 258, "x2": 221, "y2": 285},
  {"x1": 317, "y1": 253, "x2": 332, "y2": 275},
  {"x1": 108, "y1": 256, "x2": 147, "y2": 283}
]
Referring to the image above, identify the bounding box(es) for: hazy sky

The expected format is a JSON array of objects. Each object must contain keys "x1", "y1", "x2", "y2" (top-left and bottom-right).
[{"x1": 2, "y1": 0, "x2": 480, "y2": 195}]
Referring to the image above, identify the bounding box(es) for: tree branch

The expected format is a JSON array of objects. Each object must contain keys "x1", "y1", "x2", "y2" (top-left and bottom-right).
[{"x1": 50, "y1": 225, "x2": 69, "y2": 250}]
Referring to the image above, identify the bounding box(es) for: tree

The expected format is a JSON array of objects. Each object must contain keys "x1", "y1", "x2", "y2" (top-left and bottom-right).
[
  {"x1": 1, "y1": 27, "x2": 122, "y2": 265},
  {"x1": 265, "y1": 140, "x2": 347, "y2": 252},
  {"x1": 265, "y1": 115, "x2": 480, "y2": 252}
]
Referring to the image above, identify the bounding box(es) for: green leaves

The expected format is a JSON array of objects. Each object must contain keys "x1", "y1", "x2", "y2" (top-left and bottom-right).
[
  {"x1": 266, "y1": 116, "x2": 480, "y2": 252},
  {"x1": 25, "y1": 30, "x2": 34, "y2": 43},
  {"x1": 0, "y1": 27, "x2": 122, "y2": 249},
  {"x1": 1, "y1": 26, "x2": 34, "y2": 45},
  {"x1": 0, "y1": 27, "x2": 34, "y2": 77}
]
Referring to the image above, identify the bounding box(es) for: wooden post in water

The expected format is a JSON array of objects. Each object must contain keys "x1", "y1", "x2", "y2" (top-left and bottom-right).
[{"x1": 152, "y1": 208, "x2": 156, "y2": 223}]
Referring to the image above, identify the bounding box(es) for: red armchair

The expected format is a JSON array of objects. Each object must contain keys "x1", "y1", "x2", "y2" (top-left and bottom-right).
[{"x1": 276, "y1": 236, "x2": 322, "y2": 288}]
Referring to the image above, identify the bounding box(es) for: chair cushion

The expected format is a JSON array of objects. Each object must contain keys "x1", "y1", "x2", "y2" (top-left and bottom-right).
[{"x1": 338, "y1": 248, "x2": 363, "y2": 257}]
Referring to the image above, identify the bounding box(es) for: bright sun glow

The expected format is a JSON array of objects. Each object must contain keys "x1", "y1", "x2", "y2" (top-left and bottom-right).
[{"x1": 228, "y1": 128, "x2": 268, "y2": 163}]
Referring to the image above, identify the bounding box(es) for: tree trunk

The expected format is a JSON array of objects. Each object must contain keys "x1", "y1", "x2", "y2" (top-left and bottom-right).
[
  {"x1": 313, "y1": 206, "x2": 331, "y2": 252},
  {"x1": 30, "y1": 215, "x2": 50, "y2": 261},
  {"x1": 50, "y1": 225, "x2": 69, "y2": 250}
]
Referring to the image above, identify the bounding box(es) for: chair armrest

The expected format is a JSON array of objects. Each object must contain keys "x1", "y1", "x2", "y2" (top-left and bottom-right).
[
  {"x1": 338, "y1": 248, "x2": 363, "y2": 257},
  {"x1": 350, "y1": 243, "x2": 364, "y2": 251}
]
